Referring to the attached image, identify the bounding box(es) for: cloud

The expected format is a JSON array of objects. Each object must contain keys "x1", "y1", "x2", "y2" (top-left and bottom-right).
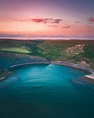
[
  {"x1": 88, "y1": 17, "x2": 94, "y2": 23},
  {"x1": 62, "y1": 26, "x2": 71, "y2": 28},
  {"x1": 51, "y1": 19, "x2": 62, "y2": 24},
  {"x1": 75, "y1": 21, "x2": 79, "y2": 23},
  {"x1": 48, "y1": 25, "x2": 59, "y2": 28},
  {"x1": 12, "y1": 18, "x2": 27, "y2": 22},
  {"x1": 48, "y1": 25, "x2": 73, "y2": 29},
  {"x1": 32, "y1": 18, "x2": 62, "y2": 24},
  {"x1": 86, "y1": 25, "x2": 92, "y2": 28},
  {"x1": 12, "y1": 18, "x2": 62, "y2": 24},
  {"x1": 31, "y1": 18, "x2": 47, "y2": 23}
]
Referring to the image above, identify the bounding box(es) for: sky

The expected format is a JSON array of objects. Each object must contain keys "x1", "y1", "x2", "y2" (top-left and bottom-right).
[{"x1": 0, "y1": 0, "x2": 94, "y2": 39}]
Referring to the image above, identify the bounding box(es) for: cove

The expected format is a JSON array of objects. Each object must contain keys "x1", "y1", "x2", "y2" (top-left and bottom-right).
[{"x1": 0, "y1": 64, "x2": 94, "y2": 118}]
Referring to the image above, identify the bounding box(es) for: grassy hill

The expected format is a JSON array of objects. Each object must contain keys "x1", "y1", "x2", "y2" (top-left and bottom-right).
[
  {"x1": 0, "y1": 40, "x2": 31, "y2": 54},
  {"x1": 0, "y1": 39, "x2": 94, "y2": 69}
]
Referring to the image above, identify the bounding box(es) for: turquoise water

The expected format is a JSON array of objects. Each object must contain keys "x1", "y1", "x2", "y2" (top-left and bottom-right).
[{"x1": 0, "y1": 64, "x2": 94, "y2": 118}]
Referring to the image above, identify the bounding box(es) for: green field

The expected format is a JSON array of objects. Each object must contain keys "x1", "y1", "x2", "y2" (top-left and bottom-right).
[
  {"x1": 0, "y1": 40, "x2": 31, "y2": 54},
  {"x1": 0, "y1": 47, "x2": 31, "y2": 54}
]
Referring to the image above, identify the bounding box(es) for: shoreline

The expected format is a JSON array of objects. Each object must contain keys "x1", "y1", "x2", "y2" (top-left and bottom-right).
[
  {"x1": 9, "y1": 62, "x2": 50, "y2": 69},
  {"x1": 0, "y1": 61, "x2": 94, "y2": 83},
  {"x1": 0, "y1": 71, "x2": 12, "y2": 82},
  {"x1": 51, "y1": 61, "x2": 94, "y2": 83},
  {"x1": 51, "y1": 61, "x2": 93, "y2": 72},
  {"x1": 0, "y1": 62, "x2": 50, "y2": 82},
  {"x1": 10, "y1": 61, "x2": 94, "y2": 80}
]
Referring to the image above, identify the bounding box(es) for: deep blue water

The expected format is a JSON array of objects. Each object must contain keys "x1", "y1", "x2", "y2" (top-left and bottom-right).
[{"x1": 0, "y1": 64, "x2": 94, "y2": 118}]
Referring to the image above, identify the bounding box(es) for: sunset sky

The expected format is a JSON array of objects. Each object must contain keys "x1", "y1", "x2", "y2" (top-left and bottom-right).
[{"x1": 0, "y1": 0, "x2": 94, "y2": 39}]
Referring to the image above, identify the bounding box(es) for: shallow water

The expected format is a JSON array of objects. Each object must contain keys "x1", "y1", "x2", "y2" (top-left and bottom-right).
[{"x1": 0, "y1": 64, "x2": 94, "y2": 118}]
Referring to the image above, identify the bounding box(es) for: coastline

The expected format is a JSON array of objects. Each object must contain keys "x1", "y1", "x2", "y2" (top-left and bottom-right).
[
  {"x1": 0, "y1": 71, "x2": 12, "y2": 82},
  {"x1": 51, "y1": 61, "x2": 94, "y2": 83},
  {"x1": 0, "y1": 60, "x2": 94, "y2": 83},
  {"x1": 9, "y1": 62, "x2": 50, "y2": 69},
  {"x1": 0, "y1": 62, "x2": 50, "y2": 82}
]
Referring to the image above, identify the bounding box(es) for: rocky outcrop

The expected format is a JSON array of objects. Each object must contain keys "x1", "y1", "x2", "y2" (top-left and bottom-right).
[
  {"x1": 65, "y1": 44, "x2": 84, "y2": 56},
  {"x1": 51, "y1": 61, "x2": 92, "y2": 72},
  {"x1": 85, "y1": 73, "x2": 94, "y2": 80},
  {"x1": 0, "y1": 52, "x2": 50, "y2": 69},
  {"x1": 82, "y1": 73, "x2": 94, "y2": 84}
]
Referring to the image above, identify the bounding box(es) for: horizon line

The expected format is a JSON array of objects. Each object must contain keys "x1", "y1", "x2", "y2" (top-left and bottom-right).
[{"x1": 0, "y1": 37, "x2": 94, "y2": 41}]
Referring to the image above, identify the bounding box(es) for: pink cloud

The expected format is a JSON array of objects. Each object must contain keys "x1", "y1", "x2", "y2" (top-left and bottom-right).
[
  {"x1": 88, "y1": 17, "x2": 94, "y2": 23},
  {"x1": 51, "y1": 19, "x2": 62, "y2": 24},
  {"x1": 48, "y1": 25, "x2": 59, "y2": 28},
  {"x1": 32, "y1": 18, "x2": 62, "y2": 24},
  {"x1": 62, "y1": 26, "x2": 71, "y2": 28},
  {"x1": 86, "y1": 25, "x2": 92, "y2": 28},
  {"x1": 12, "y1": 18, "x2": 62, "y2": 24},
  {"x1": 31, "y1": 19, "x2": 47, "y2": 23},
  {"x1": 75, "y1": 21, "x2": 79, "y2": 23}
]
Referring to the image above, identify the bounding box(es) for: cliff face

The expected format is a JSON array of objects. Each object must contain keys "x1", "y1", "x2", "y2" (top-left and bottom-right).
[{"x1": 0, "y1": 52, "x2": 50, "y2": 69}]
